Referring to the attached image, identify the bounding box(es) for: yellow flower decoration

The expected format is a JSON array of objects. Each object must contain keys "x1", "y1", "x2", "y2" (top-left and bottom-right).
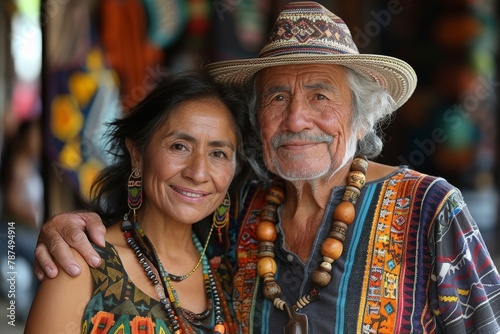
[
  {"x1": 86, "y1": 47, "x2": 104, "y2": 71},
  {"x1": 69, "y1": 71, "x2": 98, "y2": 108},
  {"x1": 51, "y1": 95, "x2": 83, "y2": 141},
  {"x1": 59, "y1": 138, "x2": 82, "y2": 170}
]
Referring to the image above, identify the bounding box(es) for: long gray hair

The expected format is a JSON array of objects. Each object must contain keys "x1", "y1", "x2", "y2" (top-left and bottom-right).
[{"x1": 346, "y1": 67, "x2": 397, "y2": 158}]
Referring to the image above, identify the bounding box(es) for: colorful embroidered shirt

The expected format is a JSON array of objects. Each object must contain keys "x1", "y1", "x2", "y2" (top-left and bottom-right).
[{"x1": 228, "y1": 167, "x2": 500, "y2": 333}]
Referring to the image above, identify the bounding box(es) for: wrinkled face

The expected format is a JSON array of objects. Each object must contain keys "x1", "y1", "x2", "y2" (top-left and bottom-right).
[
  {"x1": 256, "y1": 64, "x2": 357, "y2": 181},
  {"x1": 130, "y1": 98, "x2": 238, "y2": 225}
]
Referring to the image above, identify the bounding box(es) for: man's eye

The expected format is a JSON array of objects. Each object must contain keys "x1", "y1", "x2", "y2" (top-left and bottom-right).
[
  {"x1": 275, "y1": 95, "x2": 285, "y2": 101},
  {"x1": 316, "y1": 94, "x2": 327, "y2": 100}
]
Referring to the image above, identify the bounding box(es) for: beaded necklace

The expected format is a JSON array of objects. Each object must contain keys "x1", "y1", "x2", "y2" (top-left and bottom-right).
[
  {"x1": 121, "y1": 219, "x2": 227, "y2": 334},
  {"x1": 256, "y1": 156, "x2": 368, "y2": 334}
]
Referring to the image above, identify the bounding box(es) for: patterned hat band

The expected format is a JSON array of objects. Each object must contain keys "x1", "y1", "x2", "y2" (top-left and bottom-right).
[
  {"x1": 259, "y1": 2, "x2": 359, "y2": 57},
  {"x1": 207, "y1": 1, "x2": 417, "y2": 111}
]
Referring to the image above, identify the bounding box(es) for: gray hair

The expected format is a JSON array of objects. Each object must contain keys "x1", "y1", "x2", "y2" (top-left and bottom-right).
[
  {"x1": 244, "y1": 66, "x2": 397, "y2": 176},
  {"x1": 345, "y1": 67, "x2": 396, "y2": 158}
]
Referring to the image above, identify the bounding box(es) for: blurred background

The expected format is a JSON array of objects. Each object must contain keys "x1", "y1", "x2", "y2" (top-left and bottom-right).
[{"x1": 0, "y1": 0, "x2": 498, "y2": 332}]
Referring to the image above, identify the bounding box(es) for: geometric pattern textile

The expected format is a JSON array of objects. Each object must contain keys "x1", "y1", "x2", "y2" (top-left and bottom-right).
[
  {"x1": 81, "y1": 243, "x2": 223, "y2": 333},
  {"x1": 81, "y1": 243, "x2": 169, "y2": 333},
  {"x1": 229, "y1": 168, "x2": 500, "y2": 333}
]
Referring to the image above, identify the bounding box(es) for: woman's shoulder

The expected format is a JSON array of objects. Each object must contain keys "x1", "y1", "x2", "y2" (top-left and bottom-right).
[
  {"x1": 25, "y1": 247, "x2": 93, "y2": 333},
  {"x1": 27, "y1": 247, "x2": 92, "y2": 312}
]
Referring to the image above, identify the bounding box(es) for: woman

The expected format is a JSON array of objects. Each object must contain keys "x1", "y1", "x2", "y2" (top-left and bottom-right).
[{"x1": 25, "y1": 71, "x2": 252, "y2": 333}]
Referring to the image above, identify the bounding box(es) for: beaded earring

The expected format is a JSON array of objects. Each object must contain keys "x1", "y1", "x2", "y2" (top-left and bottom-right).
[
  {"x1": 127, "y1": 167, "x2": 142, "y2": 221},
  {"x1": 213, "y1": 193, "x2": 230, "y2": 242}
]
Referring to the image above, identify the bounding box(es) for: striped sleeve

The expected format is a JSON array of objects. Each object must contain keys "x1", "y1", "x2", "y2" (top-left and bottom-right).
[{"x1": 430, "y1": 186, "x2": 500, "y2": 333}]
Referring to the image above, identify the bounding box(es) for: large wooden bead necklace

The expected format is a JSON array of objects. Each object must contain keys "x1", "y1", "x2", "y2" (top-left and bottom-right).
[
  {"x1": 256, "y1": 156, "x2": 368, "y2": 334},
  {"x1": 121, "y1": 218, "x2": 228, "y2": 334}
]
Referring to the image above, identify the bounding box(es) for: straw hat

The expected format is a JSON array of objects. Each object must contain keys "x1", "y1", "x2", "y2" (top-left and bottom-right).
[{"x1": 207, "y1": 1, "x2": 417, "y2": 110}]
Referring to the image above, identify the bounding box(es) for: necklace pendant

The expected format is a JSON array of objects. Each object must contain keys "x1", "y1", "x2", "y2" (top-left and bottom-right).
[{"x1": 284, "y1": 305, "x2": 308, "y2": 334}]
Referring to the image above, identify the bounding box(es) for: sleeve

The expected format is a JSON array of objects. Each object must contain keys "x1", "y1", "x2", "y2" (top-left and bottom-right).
[{"x1": 430, "y1": 187, "x2": 500, "y2": 333}]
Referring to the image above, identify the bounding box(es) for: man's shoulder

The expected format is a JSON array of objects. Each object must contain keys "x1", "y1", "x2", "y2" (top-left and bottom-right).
[
  {"x1": 401, "y1": 168, "x2": 456, "y2": 192},
  {"x1": 396, "y1": 169, "x2": 462, "y2": 211}
]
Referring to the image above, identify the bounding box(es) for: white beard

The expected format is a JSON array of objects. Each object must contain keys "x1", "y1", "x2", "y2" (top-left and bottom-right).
[{"x1": 274, "y1": 130, "x2": 358, "y2": 181}]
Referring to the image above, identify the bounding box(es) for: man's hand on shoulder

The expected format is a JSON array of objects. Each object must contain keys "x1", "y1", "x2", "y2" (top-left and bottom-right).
[{"x1": 34, "y1": 211, "x2": 106, "y2": 280}]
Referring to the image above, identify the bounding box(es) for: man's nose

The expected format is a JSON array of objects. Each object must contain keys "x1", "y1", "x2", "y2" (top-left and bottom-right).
[{"x1": 282, "y1": 97, "x2": 315, "y2": 132}]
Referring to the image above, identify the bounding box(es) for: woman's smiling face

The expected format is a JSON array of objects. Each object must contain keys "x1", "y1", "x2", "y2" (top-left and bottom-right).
[{"x1": 129, "y1": 97, "x2": 238, "y2": 225}]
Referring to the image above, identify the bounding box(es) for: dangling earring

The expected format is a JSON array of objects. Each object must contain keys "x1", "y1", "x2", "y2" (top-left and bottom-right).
[
  {"x1": 127, "y1": 167, "x2": 142, "y2": 221},
  {"x1": 213, "y1": 193, "x2": 230, "y2": 242}
]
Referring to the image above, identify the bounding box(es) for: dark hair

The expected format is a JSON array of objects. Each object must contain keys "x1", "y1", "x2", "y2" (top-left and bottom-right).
[{"x1": 87, "y1": 71, "x2": 253, "y2": 225}]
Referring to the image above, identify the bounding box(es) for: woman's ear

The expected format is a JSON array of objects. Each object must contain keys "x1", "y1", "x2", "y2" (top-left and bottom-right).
[{"x1": 125, "y1": 138, "x2": 142, "y2": 168}]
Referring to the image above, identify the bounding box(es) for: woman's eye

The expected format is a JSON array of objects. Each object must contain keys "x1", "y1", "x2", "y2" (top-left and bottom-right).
[
  {"x1": 274, "y1": 95, "x2": 285, "y2": 101},
  {"x1": 172, "y1": 143, "x2": 187, "y2": 151},
  {"x1": 212, "y1": 150, "x2": 228, "y2": 159}
]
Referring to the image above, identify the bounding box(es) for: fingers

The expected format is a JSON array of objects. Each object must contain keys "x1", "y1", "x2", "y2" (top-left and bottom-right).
[
  {"x1": 60, "y1": 220, "x2": 102, "y2": 268},
  {"x1": 76, "y1": 212, "x2": 107, "y2": 247},
  {"x1": 34, "y1": 238, "x2": 60, "y2": 279},
  {"x1": 42, "y1": 225, "x2": 84, "y2": 276},
  {"x1": 34, "y1": 211, "x2": 105, "y2": 279},
  {"x1": 33, "y1": 258, "x2": 44, "y2": 281}
]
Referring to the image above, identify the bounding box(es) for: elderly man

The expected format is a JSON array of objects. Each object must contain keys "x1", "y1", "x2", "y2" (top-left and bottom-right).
[{"x1": 33, "y1": 2, "x2": 500, "y2": 333}]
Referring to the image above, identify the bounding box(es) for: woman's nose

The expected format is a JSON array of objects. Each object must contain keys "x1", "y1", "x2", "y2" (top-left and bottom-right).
[{"x1": 182, "y1": 153, "x2": 210, "y2": 183}]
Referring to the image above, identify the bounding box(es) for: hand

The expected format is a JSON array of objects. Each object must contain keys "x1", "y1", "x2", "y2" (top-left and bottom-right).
[{"x1": 34, "y1": 211, "x2": 106, "y2": 280}]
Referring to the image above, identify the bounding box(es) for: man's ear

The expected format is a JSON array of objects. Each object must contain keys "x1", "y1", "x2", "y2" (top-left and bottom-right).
[
  {"x1": 356, "y1": 128, "x2": 367, "y2": 141},
  {"x1": 125, "y1": 138, "x2": 142, "y2": 168}
]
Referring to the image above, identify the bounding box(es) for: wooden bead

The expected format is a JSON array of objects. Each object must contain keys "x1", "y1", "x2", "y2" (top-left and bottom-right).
[
  {"x1": 347, "y1": 170, "x2": 366, "y2": 189},
  {"x1": 273, "y1": 298, "x2": 287, "y2": 310},
  {"x1": 351, "y1": 156, "x2": 368, "y2": 174},
  {"x1": 260, "y1": 203, "x2": 278, "y2": 222},
  {"x1": 342, "y1": 186, "x2": 360, "y2": 204},
  {"x1": 266, "y1": 185, "x2": 285, "y2": 205},
  {"x1": 311, "y1": 267, "x2": 332, "y2": 287},
  {"x1": 214, "y1": 324, "x2": 226, "y2": 334},
  {"x1": 319, "y1": 261, "x2": 332, "y2": 272},
  {"x1": 323, "y1": 256, "x2": 334, "y2": 263},
  {"x1": 332, "y1": 221, "x2": 348, "y2": 230},
  {"x1": 330, "y1": 221, "x2": 348, "y2": 241},
  {"x1": 263, "y1": 281, "x2": 282, "y2": 300},
  {"x1": 262, "y1": 273, "x2": 275, "y2": 283},
  {"x1": 257, "y1": 257, "x2": 277, "y2": 277},
  {"x1": 296, "y1": 295, "x2": 310, "y2": 308},
  {"x1": 258, "y1": 241, "x2": 275, "y2": 258},
  {"x1": 320, "y1": 237, "x2": 343, "y2": 260},
  {"x1": 259, "y1": 209, "x2": 276, "y2": 223},
  {"x1": 333, "y1": 201, "x2": 355, "y2": 224},
  {"x1": 256, "y1": 221, "x2": 277, "y2": 242}
]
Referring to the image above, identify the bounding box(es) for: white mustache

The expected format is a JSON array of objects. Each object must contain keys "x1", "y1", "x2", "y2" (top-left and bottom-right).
[{"x1": 271, "y1": 132, "x2": 333, "y2": 149}]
